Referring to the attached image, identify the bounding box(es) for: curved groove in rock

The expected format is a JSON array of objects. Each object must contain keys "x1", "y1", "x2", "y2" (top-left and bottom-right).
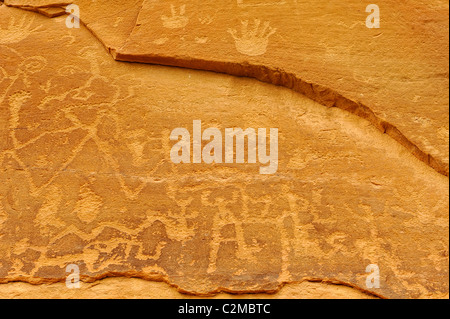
[
  {"x1": 4, "y1": 3, "x2": 449, "y2": 177},
  {"x1": 0, "y1": 272, "x2": 386, "y2": 299}
]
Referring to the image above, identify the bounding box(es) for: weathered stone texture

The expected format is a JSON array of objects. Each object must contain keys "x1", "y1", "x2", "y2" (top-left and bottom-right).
[{"x1": 0, "y1": 1, "x2": 448, "y2": 299}]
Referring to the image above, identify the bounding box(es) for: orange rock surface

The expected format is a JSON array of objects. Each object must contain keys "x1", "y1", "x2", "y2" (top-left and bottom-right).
[
  {"x1": 5, "y1": 0, "x2": 449, "y2": 176},
  {"x1": 0, "y1": 1, "x2": 448, "y2": 299}
]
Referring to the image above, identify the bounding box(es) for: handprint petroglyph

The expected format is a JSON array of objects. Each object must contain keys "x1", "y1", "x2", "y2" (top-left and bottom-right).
[
  {"x1": 0, "y1": 16, "x2": 41, "y2": 44},
  {"x1": 161, "y1": 4, "x2": 189, "y2": 29},
  {"x1": 228, "y1": 19, "x2": 277, "y2": 56}
]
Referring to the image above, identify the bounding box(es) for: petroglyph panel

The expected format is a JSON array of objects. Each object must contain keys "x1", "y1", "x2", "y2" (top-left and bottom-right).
[
  {"x1": 0, "y1": 6, "x2": 448, "y2": 299},
  {"x1": 4, "y1": 1, "x2": 449, "y2": 177}
]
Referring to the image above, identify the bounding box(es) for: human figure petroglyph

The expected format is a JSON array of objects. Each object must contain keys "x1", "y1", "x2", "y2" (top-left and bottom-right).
[
  {"x1": 0, "y1": 196, "x2": 6, "y2": 229},
  {"x1": 153, "y1": 37, "x2": 169, "y2": 45}
]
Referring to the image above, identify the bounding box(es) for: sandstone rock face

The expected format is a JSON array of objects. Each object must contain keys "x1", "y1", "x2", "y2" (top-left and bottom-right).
[
  {"x1": 0, "y1": 1, "x2": 448, "y2": 299},
  {"x1": 5, "y1": 0, "x2": 449, "y2": 176}
]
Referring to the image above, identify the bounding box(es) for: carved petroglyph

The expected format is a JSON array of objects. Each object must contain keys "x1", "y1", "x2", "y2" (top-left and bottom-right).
[
  {"x1": 162, "y1": 4, "x2": 189, "y2": 29},
  {"x1": 0, "y1": 16, "x2": 41, "y2": 44},
  {"x1": 0, "y1": 5, "x2": 448, "y2": 299},
  {"x1": 228, "y1": 19, "x2": 277, "y2": 56}
]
